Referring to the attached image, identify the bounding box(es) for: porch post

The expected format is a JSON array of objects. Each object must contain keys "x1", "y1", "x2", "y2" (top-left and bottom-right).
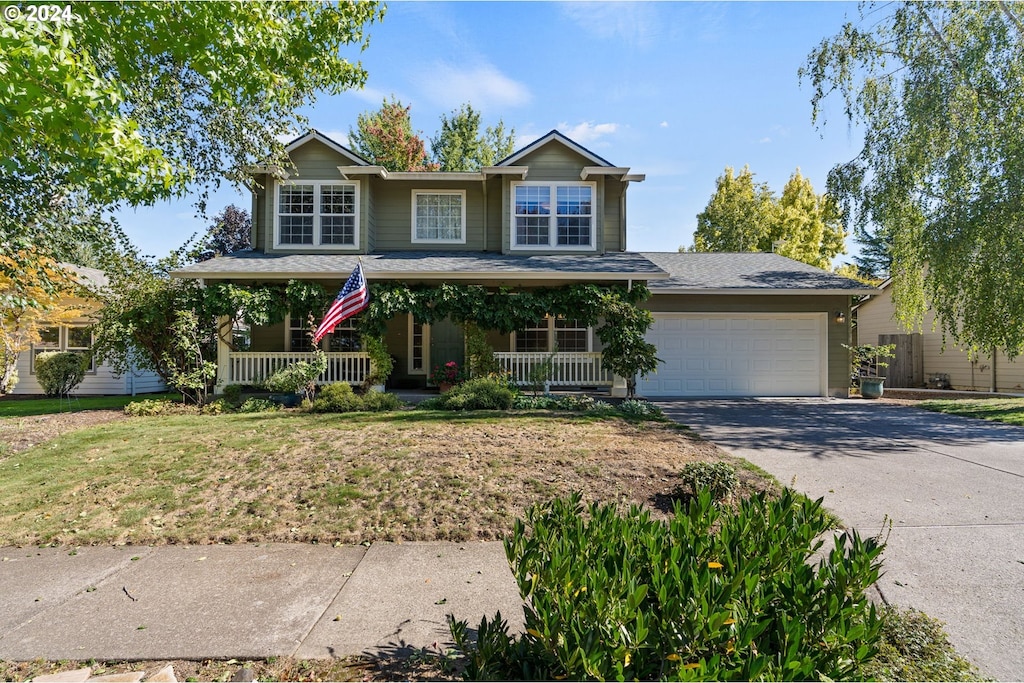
[
  {"x1": 215, "y1": 315, "x2": 231, "y2": 394},
  {"x1": 610, "y1": 373, "x2": 628, "y2": 398}
]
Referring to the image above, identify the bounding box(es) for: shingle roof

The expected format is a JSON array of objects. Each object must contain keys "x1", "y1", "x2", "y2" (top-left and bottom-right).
[
  {"x1": 171, "y1": 251, "x2": 667, "y2": 281},
  {"x1": 639, "y1": 252, "x2": 878, "y2": 294},
  {"x1": 62, "y1": 263, "x2": 109, "y2": 289}
]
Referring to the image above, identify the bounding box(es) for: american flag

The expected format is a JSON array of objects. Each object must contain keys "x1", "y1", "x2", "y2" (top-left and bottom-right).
[{"x1": 313, "y1": 263, "x2": 369, "y2": 344}]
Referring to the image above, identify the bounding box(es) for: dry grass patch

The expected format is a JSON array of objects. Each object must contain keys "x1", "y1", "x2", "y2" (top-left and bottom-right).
[{"x1": 0, "y1": 410, "x2": 771, "y2": 547}]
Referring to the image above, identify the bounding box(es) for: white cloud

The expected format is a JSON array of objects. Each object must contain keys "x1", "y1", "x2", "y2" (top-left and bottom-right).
[
  {"x1": 759, "y1": 137, "x2": 772, "y2": 144},
  {"x1": 559, "y1": 2, "x2": 659, "y2": 48},
  {"x1": 660, "y1": 121, "x2": 669, "y2": 128},
  {"x1": 558, "y1": 121, "x2": 619, "y2": 144},
  {"x1": 414, "y1": 62, "x2": 531, "y2": 111},
  {"x1": 350, "y1": 85, "x2": 390, "y2": 105},
  {"x1": 318, "y1": 129, "x2": 350, "y2": 146}
]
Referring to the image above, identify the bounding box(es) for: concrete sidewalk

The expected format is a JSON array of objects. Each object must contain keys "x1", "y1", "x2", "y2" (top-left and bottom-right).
[{"x1": 0, "y1": 542, "x2": 524, "y2": 662}]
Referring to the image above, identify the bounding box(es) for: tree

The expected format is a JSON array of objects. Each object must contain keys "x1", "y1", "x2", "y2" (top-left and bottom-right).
[
  {"x1": 692, "y1": 167, "x2": 776, "y2": 253},
  {"x1": 1, "y1": 1, "x2": 385, "y2": 303},
  {"x1": 348, "y1": 97, "x2": 439, "y2": 171},
  {"x1": 691, "y1": 167, "x2": 846, "y2": 269},
  {"x1": 0, "y1": 252, "x2": 86, "y2": 394},
  {"x1": 802, "y1": 2, "x2": 1024, "y2": 356},
  {"x1": 199, "y1": 205, "x2": 252, "y2": 262},
  {"x1": 430, "y1": 104, "x2": 517, "y2": 171},
  {"x1": 773, "y1": 170, "x2": 847, "y2": 270}
]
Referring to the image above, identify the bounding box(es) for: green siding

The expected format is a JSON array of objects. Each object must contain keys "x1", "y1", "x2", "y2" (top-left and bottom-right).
[
  {"x1": 643, "y1": 294, "x2": 852, "y2": 396},
  {"x1": 513, "y1": 145, "x2": 595, "y2": 181},
  {"x1": 250, "y1": 322, "x2": 285, "y2": 352},
  {"x1": 603, "y1": 181, "x2": 624, "y2": 252},
  {"x1": 371, "y1": 180, "x2": 486, "y2": 251}
]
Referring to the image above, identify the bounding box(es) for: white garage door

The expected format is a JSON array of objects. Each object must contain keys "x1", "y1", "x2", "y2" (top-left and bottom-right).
[{"x1": 638, "y1": 313, "x2": 826, "y2": 398}]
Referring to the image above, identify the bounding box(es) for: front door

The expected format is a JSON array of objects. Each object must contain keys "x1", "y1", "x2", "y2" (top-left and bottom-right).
[{"x1": 428, "y1": 319, "x2": 465, "y2": 383}]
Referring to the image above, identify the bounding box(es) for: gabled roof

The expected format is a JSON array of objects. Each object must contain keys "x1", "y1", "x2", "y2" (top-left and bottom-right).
[
  {"x1": 285, "y1": 129, "x2": 371, "y2": 166},
  {"x1": 497, "y1": 130, "x2": 615, "y2": 167},
  {"x1": 171, "y1": 251, "x2": 668, "y2": 282},
  {"x1": 62, "y1": 263, "x2": 109, "y2": 289},
  {"x1": 640, "y1": 252, "x2": 878, "y2": 295}
]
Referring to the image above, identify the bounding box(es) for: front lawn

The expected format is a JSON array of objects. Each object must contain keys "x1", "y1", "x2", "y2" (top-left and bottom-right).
[
  {"x1": 0, "y1": 410, "x2": 768, "y2": 547},
  {"x1": 0, "y1": 393, "x2": 180, "y2": 418},
  {"x1": 918, "y1": 397, "x2": 1024, "y2": 426}
]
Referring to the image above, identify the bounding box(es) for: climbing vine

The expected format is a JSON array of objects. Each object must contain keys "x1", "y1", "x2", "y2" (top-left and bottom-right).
[{"x1": 201, "y1": 279, "x2": 659, "y2": 395}]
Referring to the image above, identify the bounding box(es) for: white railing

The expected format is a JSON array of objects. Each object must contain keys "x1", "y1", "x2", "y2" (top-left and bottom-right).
[
  {"x1": 494, "y1": 351, "x2": 613, "y2": 387},
  {"x1": 228, "y1": 352, "x2": 371, "y2": 385}
]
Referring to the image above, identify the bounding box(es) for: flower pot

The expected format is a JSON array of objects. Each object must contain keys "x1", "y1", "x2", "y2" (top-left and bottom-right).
[
  {"x1": 438, "y1": 382, "x2": 453, "y2": 393},
  {"x1": 860, "y1": 377, "x2": 885, "y2": 399}
]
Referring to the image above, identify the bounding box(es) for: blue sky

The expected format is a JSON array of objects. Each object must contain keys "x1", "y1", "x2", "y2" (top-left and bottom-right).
[{"x1": 118, "y1": 1, "x2": 865, "y2": 264}]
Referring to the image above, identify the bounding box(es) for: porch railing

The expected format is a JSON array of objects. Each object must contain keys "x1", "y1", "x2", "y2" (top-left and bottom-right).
[
  {"x1": 495, "y1": 351, "x2": 614, "y2": 387},
  {"x1": 228, "y1": 351, "x2": 371, "y2": 385}
]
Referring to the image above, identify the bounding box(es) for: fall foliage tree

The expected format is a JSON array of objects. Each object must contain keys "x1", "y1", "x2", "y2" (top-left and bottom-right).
[
  {"x1": 0, "y1": 253, "x2": 89, "y2": 394},
  {"x1": 348, "y1": 97, "x2": 438, "y2": 172}
]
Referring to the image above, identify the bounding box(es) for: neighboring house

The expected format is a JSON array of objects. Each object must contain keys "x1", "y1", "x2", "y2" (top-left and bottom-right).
[
  {"x1": 10, "y1": 265, "x2": 166, "y2": 396},
  {"x1": 172, "y1": 129, "x2": 874, "y2": 398},
  {"x1": 855, "y1": 278, "x2": 1024, "y2": 392}
]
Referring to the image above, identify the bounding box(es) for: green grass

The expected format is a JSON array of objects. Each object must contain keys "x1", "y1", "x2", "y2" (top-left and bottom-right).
[
  {"x1": 918, "y1": 397, "x2": 1024, "y2": 426},
  {"x1": 0, "y1": 410, "x2": 739, "y2": 546},
  {"x1": 0, "y1": 393, "x2": 181, "y2": 418}
]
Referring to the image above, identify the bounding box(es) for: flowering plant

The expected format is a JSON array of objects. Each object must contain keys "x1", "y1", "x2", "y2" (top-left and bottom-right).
[{"x1": 429, "y1": 360, "x2": 466, "y2": 385}]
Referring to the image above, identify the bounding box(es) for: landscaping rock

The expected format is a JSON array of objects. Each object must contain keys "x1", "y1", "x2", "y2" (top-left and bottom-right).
[{"x1": 32, "y1": 668, "x2": 92, "y2": 682}]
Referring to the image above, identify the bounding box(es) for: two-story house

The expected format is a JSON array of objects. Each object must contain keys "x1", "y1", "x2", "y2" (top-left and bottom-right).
[{"x1": 173, "y1": 129, "x2": 874, "y2": 398}]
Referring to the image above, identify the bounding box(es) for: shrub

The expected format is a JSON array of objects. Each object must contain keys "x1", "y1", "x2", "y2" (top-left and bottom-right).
[
  {"x1": 238, "y1": 397, "x2": 281, "y2": 413},
  {"x1": 861, "y1": 606, "x2": 984, "y2": 681},
  {"x1": 124, "y1": 399, "x2": 193, "y2": 416},
  {"x1": 680, "y1": 461, "x2": 739, "y2": 502},
  {"x1": 202, "y1": 398, "x2": 233, "y2": 414},
  {"x1": 263, "y1": 351, "x2": 327, "y2": 400},
  {"x1": 433, "y1": 376, "x2": 514, "y2": 411},
  {"x1": 307, "y1": 384, "x2": 404, "y2": 413},
  {"x1": 308, "y1": 382, "x2": 360, "y2": 413},
  {"x1": 360, "y1": 389, "x2": 403, "y2": 412},
  {"x1": 450, "y1": 489, "x2": 884, "y2": 681},
  {"x1": 617, "y1": 398, "x2": 663, "y2": 419},
  {"x1": 34, "y1": 351, "x2": 87, "y2": 397},
  {"x1": 221, "y1": 384, "x2": 243, "y2": 405},
  {"x1": 512, "y1": 394, "x2": 559, "y2": 410}
]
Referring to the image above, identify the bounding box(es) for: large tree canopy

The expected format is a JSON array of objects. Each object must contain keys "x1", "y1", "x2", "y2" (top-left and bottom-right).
[
  {"x1": 1, "y1": 1, "x2": 384, "y2": 296},
  {"x1": 691, "y1": 166, "x2": 846, "y2": 269},
  {"x1": 802, "y1": 1, "x2": 1024, "y2": 356}
]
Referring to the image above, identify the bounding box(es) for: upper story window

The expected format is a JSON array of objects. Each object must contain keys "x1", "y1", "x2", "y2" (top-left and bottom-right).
[
  {"x1": 512, "y1": 182, "x2": 595, "y2": 249},
  {"x1": 412, "y1": 190, "x2": 466, "y2": 244},
  {"x1": 276, "y1": 181, "x2": 358, "y2": 248}
]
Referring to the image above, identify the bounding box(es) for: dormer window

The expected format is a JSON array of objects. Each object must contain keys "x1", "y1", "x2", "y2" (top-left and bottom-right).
[
  {"x1": 276, "y1": 181, "x2": 359, "y2": 248},
  {"x1": 512, "y1": 181, "x2": 595, "y2": 249},
  {"x1": 412, "y1": 190, "x2": 466, "y2": 244}
]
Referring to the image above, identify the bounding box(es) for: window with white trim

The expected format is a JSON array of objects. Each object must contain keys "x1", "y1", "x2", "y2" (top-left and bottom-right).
[
  {"x1": 408, "y1": 316, "x2": 429, "y2": 374},
  {"x1": 276, "y1": 181, "x2": 358, "y2": 247},
  {"x1": 287, "y1": 314, "x2": 314, "y2": 352},
  {"x1": 327, "y1": 317, "x2": 362, "y2": 352},
  {"x1": 412, "y1": 190, "x2": 465, "y2": 243},
  {"x1": 31, "y1": 325, "x2": 96, "y2": 373},
  {"x1": 514, "y1": 317, "x2": 592, "y2": 353},
  {"x1": 512, "y1": 182, "x2": 595, "y2": 248}
]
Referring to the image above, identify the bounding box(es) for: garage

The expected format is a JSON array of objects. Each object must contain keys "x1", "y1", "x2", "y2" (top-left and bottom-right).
[{"x1": 638, "y1": 313, "x2": 827, "y2": 398}]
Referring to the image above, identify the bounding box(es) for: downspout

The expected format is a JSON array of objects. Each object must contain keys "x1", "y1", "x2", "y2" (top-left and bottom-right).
[
  {"x1": 991, "y1": 347, "x2": 998, "y2": 393},
  {"x1": 620, "y1": 183, "x2": 627, "y2": 252}
]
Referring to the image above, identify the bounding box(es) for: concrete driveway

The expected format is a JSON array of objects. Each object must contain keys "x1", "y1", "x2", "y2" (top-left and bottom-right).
[{"x1": 656, "y1": 398, "x2": 1024, "y2": 682}]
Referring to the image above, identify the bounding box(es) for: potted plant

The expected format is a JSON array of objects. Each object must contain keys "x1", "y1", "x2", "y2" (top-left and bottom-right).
[
  {"x1": 429, "y1": 360, "x2": 465, "y2": 392},
  {"x1": 844, "y1": 343, "x2": 896, "y2": 399}
]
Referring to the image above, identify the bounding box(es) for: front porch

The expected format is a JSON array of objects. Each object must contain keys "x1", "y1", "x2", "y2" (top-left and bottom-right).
[{"x1": 220, "y1": 350, "x2": 615, "y2": 389}]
